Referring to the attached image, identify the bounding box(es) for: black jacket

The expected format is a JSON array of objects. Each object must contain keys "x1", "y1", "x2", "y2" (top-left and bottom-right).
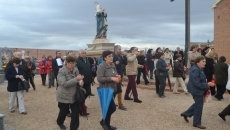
[
  {"x1": 137, "y1": 55, "x2": 146, "y2": 65},
  {"x1": 52, "y1": 57, "x2": 64, "y2": 75},
  {"x1": 146, "y1": 53, "x2": 154, "y2": 70},
  {"x1": 113, "y1": 53, "x2": 127, "y2": 76},
  {"x1": 77, "y1": 57, "x2": 92, "y2": 84},
  {"x1": 203, "y1": 57, "x2": 214, "y2": 78},
  {"x1": 5, "y1": 65, "x2": 24, "y2": 92},
  {"x1": 23, "y1": 61, "x2": 36, "y2": 78},
  {"x1": 173, "y1": 60, "x2": 184, "y2": 77},
  {"x1": 214, "y1": 62, "x2": 228, "y2": 85}
]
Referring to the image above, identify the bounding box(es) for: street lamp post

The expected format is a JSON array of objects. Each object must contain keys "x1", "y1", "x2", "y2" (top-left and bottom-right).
[
  {"x1": 185, "y1": 0, "x2": 190, "y2": 67},
  {"x1": 171, "y1": 0, "x2": 190, "y2": 66}
]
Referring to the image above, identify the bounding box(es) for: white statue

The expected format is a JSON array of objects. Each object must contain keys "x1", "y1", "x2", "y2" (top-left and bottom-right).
[{"x1": 94, "y1": 1, "x2": 108, "y2": 39}]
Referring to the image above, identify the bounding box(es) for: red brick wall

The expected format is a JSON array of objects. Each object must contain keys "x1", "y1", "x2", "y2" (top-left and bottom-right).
[
  {"x1": 214, "y1": 0, "x2": 230, "y2": 63},
  {"x1": 9, "y1": 48, "x2": 79, "y2": 60}
]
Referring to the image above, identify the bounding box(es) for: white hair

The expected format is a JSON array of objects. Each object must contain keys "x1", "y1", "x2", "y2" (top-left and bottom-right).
[{"x1": 79, "y1": 49, "x2": 86, "y2": 54}]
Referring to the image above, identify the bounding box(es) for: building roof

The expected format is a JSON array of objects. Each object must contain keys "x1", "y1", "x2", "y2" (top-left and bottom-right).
[
  {"x1": 190, "y1": 41, "x2": 214, "y2": 46},
  {"x1": 212, "y1": 0, "x2": 223, "y2": 9}
]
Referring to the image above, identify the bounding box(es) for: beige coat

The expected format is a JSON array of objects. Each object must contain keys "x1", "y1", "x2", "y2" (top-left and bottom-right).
[
  {"x1": 164, "y1": 52, "x2": 172, "y2": 64},
  {"x1": 187, "y1": 51, "x2": 201, "y2": 68},
  {"x1": 126, "y1": 53, "x2": 142, "y2": 75},
  {"x1": 56, "y1": 66, "x2": 79, "y2": 104}
]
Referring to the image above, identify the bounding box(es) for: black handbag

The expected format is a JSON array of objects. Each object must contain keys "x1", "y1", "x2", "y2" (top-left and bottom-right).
[
  {"x1": 18, "y1": 80, "x2": 30, "y2": 90},
  {"x1": 75, "y1": 84, "x2": 85, "y2": 104}
]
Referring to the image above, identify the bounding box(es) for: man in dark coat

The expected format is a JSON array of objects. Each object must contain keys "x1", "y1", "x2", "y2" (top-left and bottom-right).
[
  {"x1": 173, "y1": 47, "x2": 184, "y2": 60},
  {"x1": 77, "y1": 49, "x2": 92, "y2": 115},
  {"x1": 113, "y1": 45, "x2": 127, "y2": 110},
  {"x1": 52, "y1": 51, "x2": 64, "y2": 88}
]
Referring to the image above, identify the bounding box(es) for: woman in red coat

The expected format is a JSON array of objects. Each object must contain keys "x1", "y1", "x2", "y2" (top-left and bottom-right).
[
  {"x1": 38, "y1": 55, "x2": 47, "y2": 86},
  {"x1": 46, "y1": 55, "x2": 54, "y2": 88}
]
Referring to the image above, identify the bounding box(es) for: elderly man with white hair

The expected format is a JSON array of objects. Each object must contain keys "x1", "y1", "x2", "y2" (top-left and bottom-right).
[
  {"x1": 6, "y1": 52, "x2": 26, "y2": 70},
  {"x1": 76, "y1": 49, "x2": 93, "y2": 116}
]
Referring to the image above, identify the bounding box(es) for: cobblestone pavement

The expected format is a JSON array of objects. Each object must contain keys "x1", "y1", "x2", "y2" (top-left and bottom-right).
[{"x1": 0, "y1": 75, "x2": 229, "y2": 130}]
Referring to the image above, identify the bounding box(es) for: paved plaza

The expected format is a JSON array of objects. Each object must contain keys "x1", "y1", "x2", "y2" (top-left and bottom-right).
[{"x1": 0, "y1": 75, "x2": 229, "y2": 130}]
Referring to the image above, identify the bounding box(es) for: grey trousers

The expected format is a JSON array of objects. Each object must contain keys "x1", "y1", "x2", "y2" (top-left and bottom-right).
[
  {"x1": 184, "y1": 95, "x2": 204, "y2": 126},
  {"x1": 9, "y1": 91, "x2": 26, "y2": 113},
  {"x1": 157, "y1": 76, "x2": 166, "y2": 97}
]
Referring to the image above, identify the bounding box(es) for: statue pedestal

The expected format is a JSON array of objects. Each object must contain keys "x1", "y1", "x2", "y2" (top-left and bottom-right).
[{"x1": 86, "y1": 39, "x2": 115, "y2": 57}]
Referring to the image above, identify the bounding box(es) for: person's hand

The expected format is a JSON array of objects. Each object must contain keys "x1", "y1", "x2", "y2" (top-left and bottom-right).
[
  {"x1": 140, "y1": 65, "x2": 144, "y2": 68},
  {"x1": 79, "y1": 80, "x2": 84, "y2": 86},
  {"x1": 166, "y1": 67, "x2": 170, "y2": 70},
  {"x1": 111, "y1": 77, "x2": 119, "y2": 83},
  {"x1": 208, "y1": 82, "x2": 215, "y2": 87},
  {"x1": 115, "y1": 61, "x2": 120, "y2": 65},
  {"x1": 144, "y1": 58, "x2": 147, "y2": 61},
  {"x1": 151, "y1": 59, "x2": 154, "y2": 61},
  {"x1": 116, "y1": 75, "x2": 121, "y2": 81},
  {"x1": 184, "y1": 66, "x2": 187, "y2": 71},
  {"x1": 76, "y1": 74, "x2": 84, "y2": 81},
  {"x1": 15, "y1": 75, "x2": 20, "y2": 78}
]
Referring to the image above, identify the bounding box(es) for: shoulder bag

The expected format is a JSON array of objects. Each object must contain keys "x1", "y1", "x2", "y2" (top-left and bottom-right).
[{"x1": 18, "y1": 80, "x2": 30, "y2": 91}]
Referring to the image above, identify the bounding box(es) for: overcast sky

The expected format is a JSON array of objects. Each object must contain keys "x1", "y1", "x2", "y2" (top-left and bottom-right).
[{"x1": 0, "y1": 0, "x2": 216, "y2": 51}]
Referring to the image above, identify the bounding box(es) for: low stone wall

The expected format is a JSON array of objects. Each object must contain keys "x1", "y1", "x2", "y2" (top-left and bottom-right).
[{"x1": 0, "y1": 70, "x2": 5, "y2": 84}]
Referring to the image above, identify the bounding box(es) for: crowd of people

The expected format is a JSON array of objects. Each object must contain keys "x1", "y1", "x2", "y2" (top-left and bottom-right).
[{"x1": 3, "y1": 44, "x2": 230, "y2": 130}]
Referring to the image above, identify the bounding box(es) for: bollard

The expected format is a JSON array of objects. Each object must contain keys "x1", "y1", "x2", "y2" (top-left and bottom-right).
[{"x1": 0, "y1": 113, "x2": 4, "y2": 130}]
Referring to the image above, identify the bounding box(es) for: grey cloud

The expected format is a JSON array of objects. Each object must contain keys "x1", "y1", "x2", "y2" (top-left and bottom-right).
[{"x1": 0, "y1": 0, "x2": 216, "y2": 50}]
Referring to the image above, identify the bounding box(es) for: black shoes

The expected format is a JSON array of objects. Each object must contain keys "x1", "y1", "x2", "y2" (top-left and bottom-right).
[
  {"x1": 110, "y1": 125, "x2": 117, "y2": 130},
  {"x1": 218, "y1": 113, "x2": 226, "y2": 121},
  {"x1": 134, "y1": 99, "x2": 142, "y2": 103},
  {"x1": 100, "y1": 120, "x2": 117, "y2": 130},
  {"x1": 214, "y1": 95, "x2": 223, "y2": 101},
  {"x1": 159, "y1": 95, "x2": 166, "y2": 98},
  {"x1": 58, "y1": 124, "x2": 66, "y2": 130},
  {"x1": 118, "y1": 106, "x2": 127, "y2": 111},
  {"x1": 180, "y1": 113, "x2": 189, "y2": 122},
  {"x1": 90, "y1": 93, "x2": 95, "y2": 96},
  {"x1": 193, "y1": 125, "x2": 206, "y2": 129},
  {"x1": 124, "y1": 97, "x2": 133, "y2": 100}
]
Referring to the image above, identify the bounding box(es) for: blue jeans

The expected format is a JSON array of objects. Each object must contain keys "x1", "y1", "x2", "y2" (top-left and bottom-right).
[
  {"x1": 184, "y1": 95, "x2": 204, "y2": 126},
  {"x1": 48, "y1": 73, "x2": 54, "y2": 87}
]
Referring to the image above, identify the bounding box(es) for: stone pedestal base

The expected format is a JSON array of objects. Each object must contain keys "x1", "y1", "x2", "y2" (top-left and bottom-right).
[
  {"x1": 93, "y1": 39, "x2": 110, "y2": 44},
  {"x1": 86, "y1": 42, "x2": 115, "y2": 57}
]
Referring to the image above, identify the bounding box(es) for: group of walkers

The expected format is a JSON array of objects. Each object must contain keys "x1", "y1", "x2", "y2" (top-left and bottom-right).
[{"x1": 4, "y1": 44, "x2": 230, "y2": 130}]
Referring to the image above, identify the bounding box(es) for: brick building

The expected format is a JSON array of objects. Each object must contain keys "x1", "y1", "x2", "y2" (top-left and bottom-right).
[
  {"x1": 8, "y1": 48, "x2": 79, "y2": 60},
  {"x1": 213, "y1": 0, "x2": 230, "y2": 63}
]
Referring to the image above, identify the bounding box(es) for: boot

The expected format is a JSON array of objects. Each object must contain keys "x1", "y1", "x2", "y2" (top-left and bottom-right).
[
  {"x1": 80, "y1": 103, "x2": 90, "y2": 116},
  {"x1": 33, "y1": 85, "x2": 36, "y2": 90},
  {"x1": 219, "y1": 104, "x2": 230, "y2": 121}
]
